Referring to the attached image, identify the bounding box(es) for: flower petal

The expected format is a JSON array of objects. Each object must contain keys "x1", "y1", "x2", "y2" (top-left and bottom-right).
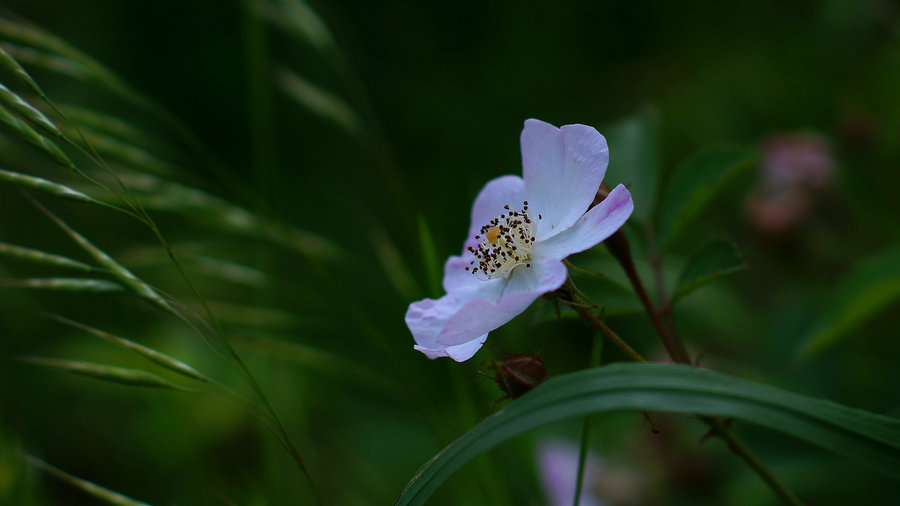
[
  {"x1": 466, "y1": 175, "x2": 526, "y2": 242},
  {"x1": 442, "y1": 254, "x2": 505, "y2": 296},
  {"x1": 533, "y1": 184, "x2": 633, "y2": 260},
  {"x1": 521, "y1": 119, "x2": 609, "y2": 241},
  {"x1": 414, "y1": 337, "x2": 487, "y2": 362},
  {"x1": 436, "y1": 258, "x2": 567, "y2": 346}
]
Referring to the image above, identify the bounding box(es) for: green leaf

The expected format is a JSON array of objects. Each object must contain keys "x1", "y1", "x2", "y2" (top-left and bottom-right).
[
  {"x1": 0, "y1": 242, "x2": 96, "y2": 272},
  {"x1": 0, "y1": 277, "x2": 123, "y2": 293},
  {"x1": 0, "y1": 167, "x2": 100, "y2": 204},
  {"x1": 656, "y1": 147, "x2": 758, "y2": 246},
  {"x1": 50, "y1": 315, "x2": 213, "y2": 384},
  {"x1": 671, "y1": 238, "x2": 747, "y2": 303},
  {"x1": 396, "y1": 363, "x2": 900, "y2": 505},
  {"x1": 799, "y1": 245, "x2": 900, "y2": 358},
  {"x1": 602, "y1": 108, "x2": 659, "y2": 224},
  {"x1": 276, "y1": 68, "x2": 362, "y2": 138},
  {"x1": 19, "y1": 356, "x2": 185, "y2": 390},
  {"x1": 27, "y1": 455, "x2": 150, "y2": 506}
]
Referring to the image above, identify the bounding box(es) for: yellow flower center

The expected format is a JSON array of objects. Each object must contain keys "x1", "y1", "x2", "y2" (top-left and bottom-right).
[{"x1": 466, "y1": 201, "x2": 537, "y2": 280}]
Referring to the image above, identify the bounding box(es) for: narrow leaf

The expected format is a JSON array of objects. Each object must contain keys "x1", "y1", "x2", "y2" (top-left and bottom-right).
[
  {"x1": 0, "y1": 45, "x2": 47, "y2": 98},
  {"x1": 122, "y1": 173, "x2": 342, "y2": 259},
  {"x1": 29, "y1": 198, "x2": 174, "y2": 313},
  {"x1": 264, "y1": 0, "x2": 335, "y2": 51},
  {"x1": 276, "y1": 68, "x2": 362, "y2": 137},
  {"x1": 0, "y1": 81, "x2": 61, "y2": 137},
  {"x1": 800, "y1": 245, "x2": 900, "y2": 358},
  {"x1": 671, "y1": 238, "x2": 747, "y2": 303},
  {"x1": 602, "y1": 108, "x2": 659, "y2": 224},
  {"x1": 0, "y1": 103, "x2": 73, "y2": 168},
  {"x1": 19, "y1": 356, "x2": 184, "y2": 389},
  {"x1": 397, "y1": 363, "x2": 900, "y2": 504},
  {"x1": 0, "y1": 242, "x2": 96, "y2": 272},
  {"x1": 0, "y1": 167, "x2": 99, "y2": 203},
  {"x1": 657, "y1": 147, "x2": 758, "y2": 245},
  {"x1": 371, "y1": 225, "x2": 419, "y2": 299},
  {"x1": 27, "y1": 455, "x2": 150, "y2": 506},
  {"x1": 50, "y1": 315, "x2": 212, "y2": 384},
  {"x1": 0, "y1": 277, "x2": 123, "y2": 293},
  {"x1": 417, "y1": 215, "x2": 441, "y2": 297}
]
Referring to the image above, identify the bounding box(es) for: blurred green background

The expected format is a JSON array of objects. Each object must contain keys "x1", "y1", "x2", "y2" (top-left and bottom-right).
[{"x1": 0, "y1": 0, "x2": 899, "y2": 504}]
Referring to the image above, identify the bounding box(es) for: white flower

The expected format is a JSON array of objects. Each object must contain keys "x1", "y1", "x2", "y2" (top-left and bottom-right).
[{"x1": 405, "y1": 119, "x2": 634, "y2": 361}]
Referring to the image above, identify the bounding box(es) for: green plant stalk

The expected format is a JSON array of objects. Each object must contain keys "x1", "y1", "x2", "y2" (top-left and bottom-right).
[
  {"x1": 573, "y1": 334, "x2": 603, "y2": 506},
  {"x1": 703, "y1": 416, "x2": 803, "y2": 505},
  {"x1": 605, "y1": 231, "x2": 691, "y2": 363},
  {"x1": 601, "y1": 231, "x2": 803, "y2": 505}
]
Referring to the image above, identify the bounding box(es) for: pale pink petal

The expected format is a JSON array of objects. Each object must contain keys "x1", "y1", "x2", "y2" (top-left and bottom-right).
[
  {"x1": 436, "y1": 258, "x2": 567, "y2": 346},
  {"x1": 442, "y1": 255, "x2": 506, "y2": 297},
  {"x1": 414, "y1": 336, "x2": 487, "y2": 362},
  {"x1": 521, "y1": 120, "x2": 609, "y2": 241},
  {"x1": 533, "y1": 184, "x2": 633, "y2": 261},
  {"x1": 466, "y1": 175, "x2": 526, "y2": 241}
]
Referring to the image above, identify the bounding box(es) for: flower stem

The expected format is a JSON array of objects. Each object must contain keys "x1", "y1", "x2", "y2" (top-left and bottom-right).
[
  {"x1": 573, "y1": 335, "x2": 604, "y2": 506},
  {"x1": 702, "y1": 416, "x2": 804, "y2": 506},
  {"x1": 605, "y1": 231, "x2": 691, "y2": 364},
  {"x1": 559, "y1": 288, "x2": 645, "y2": 363},
  {"x1": 597, "y1": 229, "x2": 803, "y2": 505}
]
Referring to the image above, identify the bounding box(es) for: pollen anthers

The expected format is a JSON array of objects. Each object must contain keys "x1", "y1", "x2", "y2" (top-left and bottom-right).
[{"x1": 465, "y1": 201, "x2": 536, "y2": 280}]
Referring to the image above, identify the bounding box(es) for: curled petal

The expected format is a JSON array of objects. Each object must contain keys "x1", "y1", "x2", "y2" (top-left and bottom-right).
[
  {"x1": 521, "y1": 120, "x2": 609, "y2": 241},
  {"x1": 414, "y1": 337, "x2": 487, "y2": 362},
  {"x1": 533, "y1": 184, "x2": 633, "y2": 260}
]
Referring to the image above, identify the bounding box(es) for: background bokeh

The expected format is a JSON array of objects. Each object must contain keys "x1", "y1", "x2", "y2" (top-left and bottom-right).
[{"x1": 1, "y1": 0, "x2": 899, "y2": 504}]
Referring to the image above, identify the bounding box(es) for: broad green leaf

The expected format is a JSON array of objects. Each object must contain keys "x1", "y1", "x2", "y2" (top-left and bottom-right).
[
  {"x1": 656, "y1": 147, "x2": 758, "y2": 246},
  {"x1": 671, "y1": 238, "x2": 747, "y2": 303},
  {"x1": 396, "y1": 363, "x2": 900, "y2": 505},
  {"x1": 602, "y1": 108, "x2": 659, "y2": 224},
  {"x1": 800, "y1": 245, "x2": 900, "y2": 358}
]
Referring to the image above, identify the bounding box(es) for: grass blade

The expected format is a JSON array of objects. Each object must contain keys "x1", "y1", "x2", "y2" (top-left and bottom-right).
[
  {"x1": 0, "y1": 103, "x2": 73, "y2": 168},
  {"x1": 19, "y1": 356, "x2": 186, "y2": 390},
  {"x1": 122, "y1": 173, "x2": 342, "y2": 259},
  {"x1": 799, "y1": 245, "x2": 900, "y2": 358},
  {"x1": 0, "y1": 242, "x2": 96, "y2": 271},
  {"x1": 26, "y1": 455, "x2": 150, "y2": 506},
  {"x1": 396, "y1": 363, "x2": 900, "y2": 504},
  {"x1": 0, "y1": 277, "x2": 123, "y2": 293},
  {"x1": 28, "y1": 197, "x2": 174, "y2": 313},
  {"x1": 50, "y1": 315, "x2": 213, "y2": 384},
  {"x1": 0, "y1": 81, "x2": 61, "y2": 137},
  {"x1": 0, "y1": 167, "x2": 99, "y2": 203},
  {"x1": 276, "y1": 68, "x2": 362, "y2": 138},
  {"x1": 0, "y1": 44, "x2": 46, "y2": 98}
]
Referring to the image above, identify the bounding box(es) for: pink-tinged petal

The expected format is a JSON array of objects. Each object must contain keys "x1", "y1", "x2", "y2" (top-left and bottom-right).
[
  {"x1": 466, "y1": 175, "x2": 526, "y2": 241},
  {"x1": 436, "y1": 258, "x2": 567, "y2": 346},
  {"x1": 414, "y1": 336, "x2": 487, "y2": 362},
  {"x1": 533, "y1": 184, "x2": 633, "y2": 260},
  {"x1": 442, "y1": 255, "x2": 506, "y2": 297},
  {"x1": 521, "y1": 120, "x2": 609, "y2": 240}
]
